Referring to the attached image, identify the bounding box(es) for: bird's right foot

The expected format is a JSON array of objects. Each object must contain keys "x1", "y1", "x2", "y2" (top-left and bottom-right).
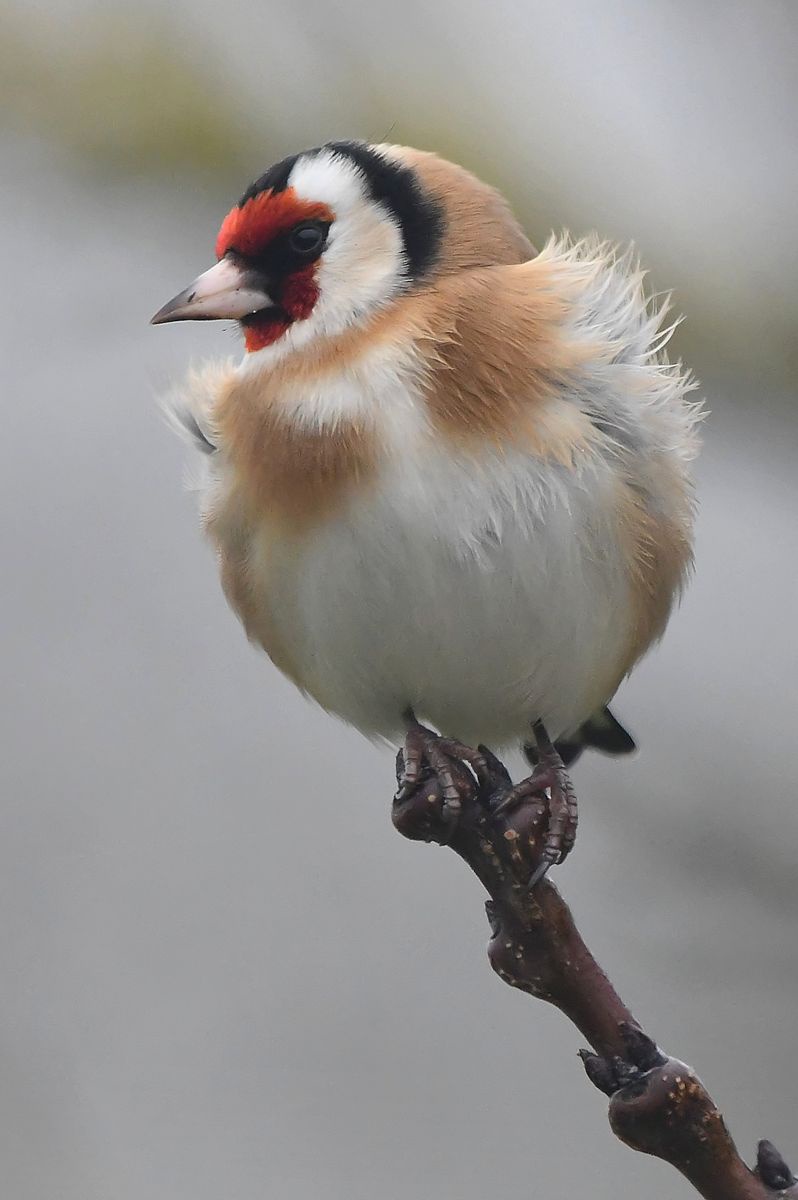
[{"x1": 395, "y1": 713, "x2": 498, "y2": 833}]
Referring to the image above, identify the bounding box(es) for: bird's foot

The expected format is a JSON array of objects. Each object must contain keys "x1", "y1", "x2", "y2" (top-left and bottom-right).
[
  {"x1": 395, "y1": 714, "x2": 504, "y2": 836},
  {"x1": 491, "y1": 720, "x2": 578, "y2": 887},
  {"x1": 395, "y1": 715, "x2": 576, "y2": 883}
]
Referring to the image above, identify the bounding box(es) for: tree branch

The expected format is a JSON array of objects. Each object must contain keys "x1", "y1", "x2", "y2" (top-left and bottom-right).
[{"x1": 392, "y1": 750, "x2": 797, "y2": 1197}]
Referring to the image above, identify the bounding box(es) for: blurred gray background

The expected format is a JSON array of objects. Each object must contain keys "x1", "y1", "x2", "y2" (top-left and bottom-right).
[{"x1": 1, "y1": 2, "x2": 796, "y2": 1196}]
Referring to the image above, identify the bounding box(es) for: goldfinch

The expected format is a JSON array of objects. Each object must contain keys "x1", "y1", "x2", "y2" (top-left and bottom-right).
[{"x1": 152, "y1": 141, "x2": 701, "y2": 880}]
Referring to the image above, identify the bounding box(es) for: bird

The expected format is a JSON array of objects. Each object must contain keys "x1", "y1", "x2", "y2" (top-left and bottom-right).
[{"x1": 152, "y1": 140, "x2": 702, "y2": 882}]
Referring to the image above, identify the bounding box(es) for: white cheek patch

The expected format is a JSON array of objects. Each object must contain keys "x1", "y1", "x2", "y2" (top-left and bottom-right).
[
  {"x1": 287, "y1": 149, "x2": 408, "y2": 339},
  {"x1": 315, "y1": 203, "x2": 406, "y2": 325}
]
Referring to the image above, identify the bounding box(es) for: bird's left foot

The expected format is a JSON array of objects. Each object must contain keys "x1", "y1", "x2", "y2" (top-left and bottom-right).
[{"x1": 492, "y1": 721, "x2": 578, "y2": 887}]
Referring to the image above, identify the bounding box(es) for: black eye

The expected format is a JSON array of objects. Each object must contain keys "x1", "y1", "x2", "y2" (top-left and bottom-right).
[{"x1": 288, "y1": 222, "x2": 327, "y2": 258}]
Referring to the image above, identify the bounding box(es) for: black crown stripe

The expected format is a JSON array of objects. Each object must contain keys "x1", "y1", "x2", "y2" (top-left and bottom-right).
[{"x1": 238, "y1": 141, "x2": 444, "y2": 281}]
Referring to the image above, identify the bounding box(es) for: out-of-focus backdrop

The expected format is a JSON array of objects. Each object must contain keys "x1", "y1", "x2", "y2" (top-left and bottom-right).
[{"x1": 1, "y1": 2, "x2": 796, "y2": 1197}]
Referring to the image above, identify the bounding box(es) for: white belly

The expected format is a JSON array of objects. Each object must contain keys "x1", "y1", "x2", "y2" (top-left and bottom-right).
[{"x1": 235, "y1": 441, "x2": 635, "y2": 747}]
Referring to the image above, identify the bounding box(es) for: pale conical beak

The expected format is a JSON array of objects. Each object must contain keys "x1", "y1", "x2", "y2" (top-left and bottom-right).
[{"x1": 150, "y1": 258, "x2": 275, "y2": 324}]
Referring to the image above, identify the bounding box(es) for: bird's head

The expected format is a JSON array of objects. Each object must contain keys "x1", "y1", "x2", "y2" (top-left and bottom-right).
[{"x1": 152, "y1": 141, "x2": 534, "y2": 357}]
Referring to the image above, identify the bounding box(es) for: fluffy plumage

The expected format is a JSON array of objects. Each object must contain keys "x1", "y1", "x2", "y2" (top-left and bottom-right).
[{"x1": 157, "y1": 142, "x2": 702, "y2": 754}]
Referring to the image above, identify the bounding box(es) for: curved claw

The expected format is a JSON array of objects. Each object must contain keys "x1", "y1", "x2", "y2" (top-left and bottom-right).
[
  {"x1": 527, "y1": 854, "x2": 558, "y2": 890},
  {"x1": 477, "y1": 744, "x2": 513, "y2": 792}
]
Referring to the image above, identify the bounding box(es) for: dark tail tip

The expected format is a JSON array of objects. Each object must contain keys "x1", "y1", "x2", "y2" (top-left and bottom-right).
[
  {"x1": 583, "y1": 706, "x2": 637, "y2": 756},
  {"x1": 524, "y1": 706, "x2": 636, "y2": 769}
]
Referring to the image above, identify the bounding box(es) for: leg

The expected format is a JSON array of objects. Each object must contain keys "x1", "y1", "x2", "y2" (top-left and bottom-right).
[
  {"x1": 493, "y1": 720, "x2": 578, "y2": 887},
  {"x1": 396, "y1": 711, "x2": 496, "y2": 824}
]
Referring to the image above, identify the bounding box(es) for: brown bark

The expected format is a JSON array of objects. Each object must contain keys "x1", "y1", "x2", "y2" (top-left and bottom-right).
[{"x1": 392, "y1": 750, "x2": 796, "y2": 1197}]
